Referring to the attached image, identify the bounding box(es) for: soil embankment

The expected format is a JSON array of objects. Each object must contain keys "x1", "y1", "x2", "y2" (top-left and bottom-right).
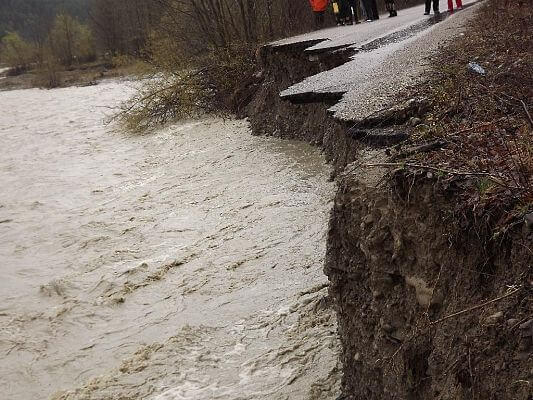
[
  {"x1": 326, "y1": 171, "x2": 531, "y2": 399},
  {"x1": 246, "y1": 41, "x2": 360, "y2": 176},
  {"x1": 245, "y1": 1, "x2": 532, "y2": 399}
]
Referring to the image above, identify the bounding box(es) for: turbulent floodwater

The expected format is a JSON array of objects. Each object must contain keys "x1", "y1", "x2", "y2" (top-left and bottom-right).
[{"x1": 0, "y1": 81, "x2": 340, "y2": 400}]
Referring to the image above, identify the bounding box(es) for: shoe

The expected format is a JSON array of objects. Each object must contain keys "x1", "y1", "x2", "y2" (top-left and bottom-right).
[
  {"x1": 458, "y1": 6, "x2": 463, "y2": 9},
  {"x1": 366, "y1": 18, "x2": 372, "y2": 22},
  {"x1": 424, "y1": 11, "x2": 430, "y2": 15}
]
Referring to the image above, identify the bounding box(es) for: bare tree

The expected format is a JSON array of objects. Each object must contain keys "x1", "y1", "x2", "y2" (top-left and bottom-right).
[{"x1": 89, "y1": 0, "x2": 162, "y2": 56}]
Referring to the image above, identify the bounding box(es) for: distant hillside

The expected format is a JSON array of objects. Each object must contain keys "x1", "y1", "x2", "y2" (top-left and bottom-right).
[{"x1": 0, "y1": 0, "x2": 88, "y2": 40}]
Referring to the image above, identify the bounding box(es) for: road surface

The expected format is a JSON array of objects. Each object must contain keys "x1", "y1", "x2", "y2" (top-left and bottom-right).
[{"x1": 272, "y1": 0, "x2": 482, "y2": 122}]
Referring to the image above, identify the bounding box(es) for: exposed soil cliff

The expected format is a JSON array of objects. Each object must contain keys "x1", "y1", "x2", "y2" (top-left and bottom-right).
[
  {"x1": 326, "y1": 169, "x2": 532, "y2": 400},
  {"x1": 246, "y1": 42, "x2": 361, "y2": 175}
]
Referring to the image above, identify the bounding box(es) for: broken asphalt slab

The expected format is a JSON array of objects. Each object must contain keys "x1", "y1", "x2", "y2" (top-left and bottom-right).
[{"x1": 268, "y1": 0, "x2": 483, "y2": 123}]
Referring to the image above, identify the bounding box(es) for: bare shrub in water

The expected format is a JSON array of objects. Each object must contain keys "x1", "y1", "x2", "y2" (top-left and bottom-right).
[
  {"x1": 115, "y1": 0, "x2": 316, "y2": 130},
  {"x1": 116, "y1": 43, "x2": 256, "y2": 131}
]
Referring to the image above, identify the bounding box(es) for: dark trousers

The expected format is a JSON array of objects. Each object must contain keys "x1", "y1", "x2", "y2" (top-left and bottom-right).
[
  {"x1": 371, "y1": 0, "x2": 379, "y2": 19},
  {"x1": 346, "y1": 0, "x2": 361, "y2": 22},
  {"x1": 339, "y1": 0, "x2": 351, "y2": 20},
  {"x1": 425, "y1": 0, "x2": 440, "y2": 13},
  {"x1": 314, "y1": 11, "x2": 325, "y2": 28},
  {"x1": 362, "y1": 0, "x2": 379, "y2": 20}
]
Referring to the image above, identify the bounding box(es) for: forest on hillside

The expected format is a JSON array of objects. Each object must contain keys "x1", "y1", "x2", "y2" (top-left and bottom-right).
[
  {"x1": 0, "y1": 0, "x2": 88, "y2": 40},
  {"x1": 0, "y1": 0, "x2": 316, "y2": 88}
]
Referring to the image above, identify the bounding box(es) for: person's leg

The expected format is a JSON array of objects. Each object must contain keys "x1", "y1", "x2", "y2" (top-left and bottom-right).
[
  {"x1": 456, "y1": 0, "x2": 463, "y2": 9},
  {"x1": 318, "y1": 11, "x2": 325, "y2": 27},
  {"x1": 433, "y1": 0, "x2": 440, "y2": 13},
  {"x1": 425, "y1": 0, "x2": 431, "y2": 14},
  {"x1": 355, "y1": 0, "x2": 362, "y2": 22},
  {"x1": 386, "y1": 0, "x2": 397, "y2": 16},
  {"x1": 448, "y1": 0, "x2": 453, "y2": 11},
  {"x1": 341, "y1": 0, "x2": 353, "y2": 24},
  {"x1": 363, "y1": 0, "x2": 373, "y2": 20},
  {"x1": 333, "y1": 1, "x2": 342, "y2": 25},
  {"x1": 338, "y1": 0, "x2": 347, "y2": 24},
  {"x1": 371, "y1": 0, "x2": 379, "y2": 19},
  {"x1": 359, "y1": 0, "x2": 367, "y2": 20},
  {"x1": 348, "y1": 0, "x2": 360, "y2": 23}
]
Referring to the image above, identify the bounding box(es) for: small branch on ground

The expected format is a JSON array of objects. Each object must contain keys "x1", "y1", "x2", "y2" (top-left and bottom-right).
[
  {"x1": 363, "y1": 162, "x2": 515, "y2": 191},
  {"x1": 428, "y1": 287, "x2": 523, "y2": 326}
]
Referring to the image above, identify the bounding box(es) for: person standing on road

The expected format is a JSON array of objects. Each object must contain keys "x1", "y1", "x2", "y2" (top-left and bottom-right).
[
  {"x1": 362, "y1": 0, "x2": 379, "y2": 21},
  {"x1": 346, "y1": 0, "x2": 361, "y2": 24},
  {"x1": 424, "y1": 0, "x2": 440, "y2": 15},
  {"x1": 332, "y1": 0, "x2": 354, "y2": 26},
  {"x1": 309, "y1": 0, "x2": 329, "y2": 29},
  {"x1": 385, "y1": 0, "x2": 398, "y2": 17},
  {"x1": 448, "y1": 0, "x2": 463, "y2": 12}
]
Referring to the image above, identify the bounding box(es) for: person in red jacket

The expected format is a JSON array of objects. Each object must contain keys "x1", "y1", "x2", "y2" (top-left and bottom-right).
[
  {"x1": 448, "y1": 0, "x2": 463, "y2": 12},
  {"x1": 309, "y1": 0, "x2": 329, "y2": 29}
]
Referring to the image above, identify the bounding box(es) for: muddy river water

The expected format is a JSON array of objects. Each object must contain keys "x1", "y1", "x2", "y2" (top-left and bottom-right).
[{"x1": 0, "y1": 81, "x2": 340, "y2": 399}]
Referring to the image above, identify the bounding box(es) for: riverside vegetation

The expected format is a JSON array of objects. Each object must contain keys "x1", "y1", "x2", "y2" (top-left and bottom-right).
[
  {"x1": 0, "y1": 0, "x2": 160, "y2": 89},
  {"x1": 0, "y1": 0, "x2": 317, "y2": 91}
]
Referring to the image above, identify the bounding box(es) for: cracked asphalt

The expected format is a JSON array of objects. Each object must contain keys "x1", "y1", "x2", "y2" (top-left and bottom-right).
[{"x1": 271, "y1": 0, "x2": 482, "y2": 122}]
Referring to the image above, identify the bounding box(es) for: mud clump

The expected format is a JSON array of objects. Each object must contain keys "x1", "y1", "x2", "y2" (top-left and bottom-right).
[{"x1": 325, "y1": 170, "x2": 532, "y2": 400}]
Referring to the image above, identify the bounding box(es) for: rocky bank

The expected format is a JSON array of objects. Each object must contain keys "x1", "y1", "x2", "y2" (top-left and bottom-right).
[{"x1": 326, "y1": 169, "x2": 531, "y2": 400}]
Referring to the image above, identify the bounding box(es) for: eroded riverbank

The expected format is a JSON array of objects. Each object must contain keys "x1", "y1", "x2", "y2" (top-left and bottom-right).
[
  {"x1": 0, "y1": 81, "x2": 340, "y2": 399},
  {"x1": 245, "y1": 1, "x2": 532, "y2": 398}
]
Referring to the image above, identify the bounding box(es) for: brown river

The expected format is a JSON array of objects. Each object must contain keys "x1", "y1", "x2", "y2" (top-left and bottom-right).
[{"x1": 0, "y1": 80, "x2": 340, "y2": 400}]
